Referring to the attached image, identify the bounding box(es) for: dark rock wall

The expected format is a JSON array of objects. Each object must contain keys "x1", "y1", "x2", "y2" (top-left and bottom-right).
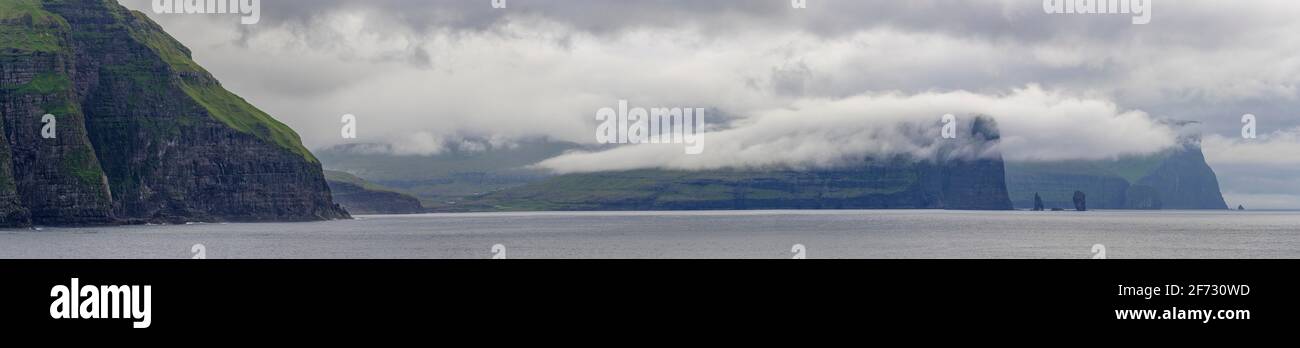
[
  {"x1": 1, "y1": 6, "x2": 115, "y2": 226},
  {"x1": 1134, "y1": 145, "x2": 1228, "y2": 210},
  {"x1": 933, "y1": 116, "x2": 1012, "y2": 210},
  {"x1": 0, "y1": 0, "x2": 349, "y2": 225}
]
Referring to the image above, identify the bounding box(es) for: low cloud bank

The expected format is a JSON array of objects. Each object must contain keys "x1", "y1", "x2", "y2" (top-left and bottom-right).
[{"x1": 536, "y1": 86, "x2": 1179, "y2": 174}]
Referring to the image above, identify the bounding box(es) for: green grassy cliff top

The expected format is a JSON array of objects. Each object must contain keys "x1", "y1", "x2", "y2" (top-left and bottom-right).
[
  {"x1": 2, "y1": 0, "x2": 318, "y2": 163},
  {"x1": 120, "y1": 9, "x2": 317, "y2": 163},
  {"x1": 0, "y1": 0, "x2": 69, "y2": 53}
]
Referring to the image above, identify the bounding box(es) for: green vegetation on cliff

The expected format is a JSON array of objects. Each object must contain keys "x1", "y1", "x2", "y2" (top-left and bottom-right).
[
  {"x1": 100, "y1": 5, "x2": 317, "y2": 163},
  {"x1": 122, "y1": 11, "x2": 202, "y2": 72},
  {"x1": 3, "y1": 72, "x2": 67, "y2": 94},
  {"x1": 179, "y1": 82, "x2": 318, "y2": 163},
  {"x1": 61, "y1": 146, "x2": 104, "y2": 187},
  {"x1": 0, "y1": 0, "x2": 346, "y2": 225},
  {"x1": 0, "y1": 0, "x2": 67, "y2": 53}
]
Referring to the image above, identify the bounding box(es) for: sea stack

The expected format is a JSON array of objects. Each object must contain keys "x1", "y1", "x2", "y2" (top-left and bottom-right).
[{"x1": 1073, "y1": 191, "x2": 1088, "y2": 211}]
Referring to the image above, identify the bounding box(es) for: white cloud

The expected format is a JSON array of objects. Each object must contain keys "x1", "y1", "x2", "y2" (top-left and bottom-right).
[
  {"x1": 117, "y1": 0, "x2": 1300, "y2": 207},
  {"x1": 1204, "y1": 129, "x2": 1300, "y2": 166},
  {"x1": 537, "y1": 86, "x2": 1178, "y2": 173}
]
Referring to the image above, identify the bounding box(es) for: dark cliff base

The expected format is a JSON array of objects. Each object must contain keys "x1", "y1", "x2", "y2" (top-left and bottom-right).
[{"x1": 0, "y1": 0, "x2": 348, "y2": 226}]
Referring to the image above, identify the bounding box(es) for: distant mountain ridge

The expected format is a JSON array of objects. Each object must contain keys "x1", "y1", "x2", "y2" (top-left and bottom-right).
[
  {"x1": 441, "y1": 116, "x2": 1014, "y2": 212},
  {"x1": 323, "y1": 170, "x2": 426, "y2": 214}
]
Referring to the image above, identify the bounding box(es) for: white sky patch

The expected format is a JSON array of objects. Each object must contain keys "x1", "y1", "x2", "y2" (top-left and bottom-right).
[
  {"x1": 1204, "y1": 129, "x2": 1300, "y2": 166},
  {"x1": 1204, "y1": 129, "x2": 1300, "y2": 209}
]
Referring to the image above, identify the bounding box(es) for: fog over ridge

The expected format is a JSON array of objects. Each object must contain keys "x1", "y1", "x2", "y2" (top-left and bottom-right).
[{"x1": 119, "y1": 0, "x2": 1300, "y2": 207}]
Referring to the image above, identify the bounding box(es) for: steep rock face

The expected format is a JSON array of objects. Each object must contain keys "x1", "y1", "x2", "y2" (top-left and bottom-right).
[
  {"x1": 934, "y1": 116, "x2": 1012, "y2": 210},
  {"x1": 450, "y1": 116, "x2": 1013, "y2": 211},
  {"x1": 0, "y1": 103, "x2": 28, "y2": 225},
  {"x1": 1, "y1": 0, "x2": 115, "y2": 226},
  {"x1": 1132, "y1": 144, "x2": 1227, "y2": 209},
  {"x1": 0, "y1": 0, "x2": 349, "y2": 225},
  {"x1": 1005, "y1": 141, "x2": 1228, "y2": 210}
]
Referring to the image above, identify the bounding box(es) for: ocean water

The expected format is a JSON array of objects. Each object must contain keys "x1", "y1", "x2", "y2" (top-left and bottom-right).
[{"x1": 0, "y1": 210, "x2": 1297, "y2": 259}]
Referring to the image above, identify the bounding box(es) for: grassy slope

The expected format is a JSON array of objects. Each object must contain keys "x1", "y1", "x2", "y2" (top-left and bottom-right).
[
  {"x1": 3, "y1": 71, "x2": 68, "y2": 94},
  {"x1": 120, "y1": 10, "x2": 318, "y2": 163},
  {"x1": 3, "y1": 0, "x2": 315, "y2": 163},
  {"x1": 0, "y1": 0, "x2": 68, "y2": 53}
]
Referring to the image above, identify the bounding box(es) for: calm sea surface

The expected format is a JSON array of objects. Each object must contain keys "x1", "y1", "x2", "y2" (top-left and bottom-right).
[{"x1": 1, "y1": 210, "x2": 1297, "y2": 259}]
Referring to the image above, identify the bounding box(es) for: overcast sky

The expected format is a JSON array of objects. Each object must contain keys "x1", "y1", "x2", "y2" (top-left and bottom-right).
[{"x1": 121, "y1": 0, "x2": 1300, "y2": 208}]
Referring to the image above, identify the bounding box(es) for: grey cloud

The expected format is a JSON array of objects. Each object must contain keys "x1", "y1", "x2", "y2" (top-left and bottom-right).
[
  {"x1": 537, "y1": 86, "x2": 1179, "y2": 173},
  {"x1": 115, "y1": 0, "x2": 1300, "y2": 207},
  {"x1": 769, "y1": 60, "x2": 812, "y2": 97}
]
